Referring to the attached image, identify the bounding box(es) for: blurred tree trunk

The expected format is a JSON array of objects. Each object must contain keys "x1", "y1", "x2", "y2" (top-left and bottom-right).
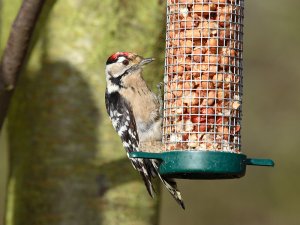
[{"x1": 3, "y1": 0, "x2": 166, "y2": 225}]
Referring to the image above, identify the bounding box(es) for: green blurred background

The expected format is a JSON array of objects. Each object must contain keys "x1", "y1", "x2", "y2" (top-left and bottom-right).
[{"x1": 1, "y1": 0, "x2": 300, "y2": 224}]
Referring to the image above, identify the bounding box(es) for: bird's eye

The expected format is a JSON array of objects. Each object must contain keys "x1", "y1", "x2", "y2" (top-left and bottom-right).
[{"x1": 122, "y1": 59, "x2": 129, "y2": 66}]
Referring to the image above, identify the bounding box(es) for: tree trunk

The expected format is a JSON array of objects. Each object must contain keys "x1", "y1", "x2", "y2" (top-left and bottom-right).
[{"x1": 4, "y1": 0, "x2": 166, "y2": 225}]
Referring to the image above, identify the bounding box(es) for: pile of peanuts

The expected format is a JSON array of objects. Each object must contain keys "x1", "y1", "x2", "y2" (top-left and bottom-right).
[{"x1": 163, "y1": 0, "x2": 243, "y2": 153}]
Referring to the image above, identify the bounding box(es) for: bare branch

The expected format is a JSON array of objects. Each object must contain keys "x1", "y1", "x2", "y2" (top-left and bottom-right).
[{"x1": 0, "y1": 0, "x2": 46, "y2": 131}]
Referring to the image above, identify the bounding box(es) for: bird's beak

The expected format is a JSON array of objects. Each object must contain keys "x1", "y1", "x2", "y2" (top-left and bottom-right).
[
  {"x1": 139, "y1": 58, "x2": 155, "y2": 66},
  {"x1": 124, "y1": 58, "x2": 155, "y2": 75}
]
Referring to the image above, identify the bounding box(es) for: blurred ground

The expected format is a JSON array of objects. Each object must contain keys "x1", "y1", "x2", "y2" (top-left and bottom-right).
[{"x1": 1, "y1": 0, "x2": 300, "y2": 224}]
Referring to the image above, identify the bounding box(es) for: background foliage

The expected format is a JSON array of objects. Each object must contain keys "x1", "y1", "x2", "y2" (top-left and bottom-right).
[{"x1": 1, "y1": 0, "x2": 300, "y2": 224}]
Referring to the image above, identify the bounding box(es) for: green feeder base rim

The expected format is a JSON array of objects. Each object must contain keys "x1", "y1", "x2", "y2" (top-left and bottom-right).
[{"x1": 129, "y1": 151, "x2": 274, "y2": 179}]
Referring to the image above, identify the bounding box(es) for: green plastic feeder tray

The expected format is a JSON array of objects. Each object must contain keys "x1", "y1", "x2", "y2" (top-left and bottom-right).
[{"x1": 129, "y1": 151, "x2": 274, "y2": 179}]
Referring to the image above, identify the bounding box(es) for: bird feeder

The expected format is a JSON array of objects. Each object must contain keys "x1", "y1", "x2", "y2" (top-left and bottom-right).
[{"x1": 130, "y1": 0, "x2": 274, "y2": 179}]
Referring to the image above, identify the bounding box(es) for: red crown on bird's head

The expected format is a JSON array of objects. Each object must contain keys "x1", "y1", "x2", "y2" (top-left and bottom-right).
[{"x1": 106, "y1": 52, "x2": 132, "y2": 65}]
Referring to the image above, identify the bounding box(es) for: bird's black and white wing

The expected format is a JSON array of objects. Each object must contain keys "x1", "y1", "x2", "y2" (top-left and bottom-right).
[{"x1": 105, "y1": 90, "x2": 156, "y2": 196}]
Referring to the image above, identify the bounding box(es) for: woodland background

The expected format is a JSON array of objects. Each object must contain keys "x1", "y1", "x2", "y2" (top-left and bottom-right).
[{"x1": 1, "y1": 0, "x2": 300, "y2": 225}]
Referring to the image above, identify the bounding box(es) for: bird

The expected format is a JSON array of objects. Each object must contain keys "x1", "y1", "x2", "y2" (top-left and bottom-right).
[{"x1": 104, "y1": 52, "x2": 185, "y2": 209}]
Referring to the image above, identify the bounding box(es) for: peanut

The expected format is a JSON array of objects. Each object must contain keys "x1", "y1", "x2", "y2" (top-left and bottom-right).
[
  {"x1": 212, "y1": 74, "x2": 224, "y2": 87},
  {"x1": 192, "y1": 48, "x2": 203, "y2": 63},
  {"x1": 185, "y1": 120, "x2": 195, "y2": 132},
  {"x1": 191, "y1": 115, "x2": 206, "y2": 123},
  {"x1": 187, "y1": 134, "x2": 198, "y2": 148},
  {"x1": 182, "y1": 91, "x2": 199, "y2": 105},
  {"x1": 180, "y1": 16, "x2": 197, "y2": 29},
  {"x1": 183, "y1": 30, "x2": 201, "y2": 39},
  {"x1": 211, "y1": 0, "x2": 227, "y2": 3},
  {"x1": 204, "y1": 54, "x2": 218, "y2": 64},
  {"x1": 207, "y1": 90, "x2": 216, "y2": 106},
  {"x1": 206, "y1": 38, "x2": 218, "y2": 53}
]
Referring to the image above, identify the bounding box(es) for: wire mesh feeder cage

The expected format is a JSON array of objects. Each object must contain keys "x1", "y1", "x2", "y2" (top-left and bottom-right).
[{"x1": 130, "y1": 0, "x2": 274, "y2": 179}]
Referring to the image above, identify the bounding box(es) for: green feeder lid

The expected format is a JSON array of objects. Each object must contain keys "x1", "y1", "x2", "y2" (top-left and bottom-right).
[{"x1": 129, "y1": 151, "x2": 274, "y2": 179}]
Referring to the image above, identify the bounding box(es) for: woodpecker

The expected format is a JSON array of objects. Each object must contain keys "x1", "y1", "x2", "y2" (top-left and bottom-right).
[{"x1": 105, "y1": 52, "x2": 185, "y2": 209}]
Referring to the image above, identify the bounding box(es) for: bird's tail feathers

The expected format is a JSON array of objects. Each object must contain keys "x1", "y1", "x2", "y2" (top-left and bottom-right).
[
  {"x1": 151, "y1": 160, "x2": 185, "y2": 209},
  {"x1": 158, "y1": 175, "x2": 185, "y2": 209},
  {"x1": 131, "y1": 158, "x2": 185, "y2": 209},
  {"x1": 130, "y1": 158, "x2": 156, "y2": 198}
]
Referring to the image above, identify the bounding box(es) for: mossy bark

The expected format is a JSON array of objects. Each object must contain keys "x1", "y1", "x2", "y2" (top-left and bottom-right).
[{"x1": 3, "y1": 0, "x2": 166, "y2": 225}]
